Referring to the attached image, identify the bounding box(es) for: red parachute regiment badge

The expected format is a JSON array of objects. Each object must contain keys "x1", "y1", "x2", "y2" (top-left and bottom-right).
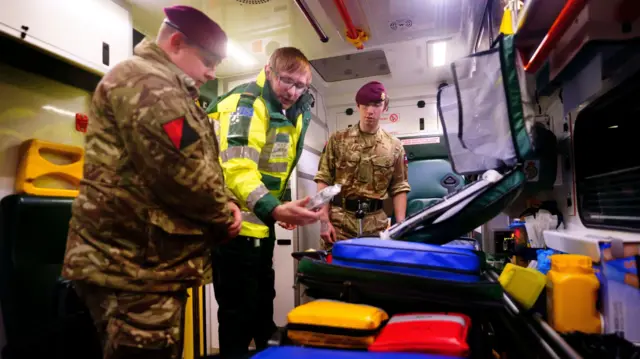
[{"x1": 162, "y1": 116, "x2": 199, "y2": 151}]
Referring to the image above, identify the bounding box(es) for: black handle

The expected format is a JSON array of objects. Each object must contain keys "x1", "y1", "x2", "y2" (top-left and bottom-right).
[
  {"x1": 102, "y1": 42, "x2": 110, "y2": 66},
  {"x1": 276, "y1": 239, "x2": 292, "y2": 246}
]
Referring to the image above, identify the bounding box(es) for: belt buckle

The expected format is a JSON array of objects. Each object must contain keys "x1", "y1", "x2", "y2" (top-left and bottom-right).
[{"x1": 358, "y1": 199, "x2": 370, "y2": 214}]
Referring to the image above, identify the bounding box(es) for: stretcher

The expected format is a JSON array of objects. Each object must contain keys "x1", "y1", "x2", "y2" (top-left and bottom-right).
[{"x1": 277, "y1": 34, "x2": 580, "y2": 359}]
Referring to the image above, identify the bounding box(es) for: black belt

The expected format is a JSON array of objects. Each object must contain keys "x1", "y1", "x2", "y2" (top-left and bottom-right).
[{"x1": 331, "y1": 195, "x2": 384, "y2": 213}]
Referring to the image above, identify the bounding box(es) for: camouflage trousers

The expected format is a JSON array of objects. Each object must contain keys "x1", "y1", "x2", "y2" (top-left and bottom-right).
[
  {"x1": 74, "y1": 281, "x2": 187, "y2": 359},
  {"x1": 322, "y1": 207, "x2": 389, "y2": 250}
]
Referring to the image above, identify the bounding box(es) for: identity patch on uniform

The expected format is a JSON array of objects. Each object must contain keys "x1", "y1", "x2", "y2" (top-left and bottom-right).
[
  {"x1": 162, "y1": 116, "x2": 199, "y2": 151},
  {"x1": 270, "y1": 142, "x2": 289, "y2": 160},
  {"x1": 275, "y1": 133, "x2": 290, "y2": 143},
  {"x1": 234, "y1": 106, "x2": 254, "y2": 118}
]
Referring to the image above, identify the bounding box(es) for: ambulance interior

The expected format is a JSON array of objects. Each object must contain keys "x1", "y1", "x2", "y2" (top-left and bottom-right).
[{"x1": 1, "y1": 0, "x2": 639, "y2": 358}]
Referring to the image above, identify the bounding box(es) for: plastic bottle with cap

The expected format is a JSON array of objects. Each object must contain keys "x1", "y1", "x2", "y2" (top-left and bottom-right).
[{"x1": 546, "y1": 254, "x2": 602, "y2": 334}]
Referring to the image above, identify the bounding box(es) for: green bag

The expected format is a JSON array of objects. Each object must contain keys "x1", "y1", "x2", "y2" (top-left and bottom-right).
[
  {"x1": 384, "y1": 34, "x2": 557, "y2": 244},
  {"x1": 297, "y1": 257, "x2": 504, "y2": 309}
]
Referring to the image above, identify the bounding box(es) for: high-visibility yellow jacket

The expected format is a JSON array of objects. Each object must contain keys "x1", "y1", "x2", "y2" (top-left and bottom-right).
[{"x1": 206, "y1": 69, "x2": 313, "y2": 238}]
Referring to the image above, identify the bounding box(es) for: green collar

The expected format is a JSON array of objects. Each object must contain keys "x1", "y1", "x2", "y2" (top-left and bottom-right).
[
  {"x1": 261, "y1": 79, "x2": 284, "y2": 115},
  {"x1": 206, "y1": 68, "x2": 314, "y2": 121}
]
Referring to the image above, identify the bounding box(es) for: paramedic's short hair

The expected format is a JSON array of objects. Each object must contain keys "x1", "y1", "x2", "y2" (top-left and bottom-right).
[{"x1": 268, "y1": 47, "x2": 311, "y2": 76}]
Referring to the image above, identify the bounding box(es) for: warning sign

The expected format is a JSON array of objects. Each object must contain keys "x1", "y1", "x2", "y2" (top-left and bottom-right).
[
  {"x1": 401, "y1": 137, "x2": 441, "y2": 146},
  {"x1": 389, "y1": 113, "x2": 399, "y2": 123}
]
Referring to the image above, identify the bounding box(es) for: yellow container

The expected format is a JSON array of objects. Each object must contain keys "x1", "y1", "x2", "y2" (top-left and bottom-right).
[
  {"x1": 15, "y1": 139, "x2": 84, "y2": 197},
  {"x1": 546, "y1": 254, "x2": 602, "y2": 334},
  {"x1": 498, "y1": 263, "x2": 547, "y2": 309}
]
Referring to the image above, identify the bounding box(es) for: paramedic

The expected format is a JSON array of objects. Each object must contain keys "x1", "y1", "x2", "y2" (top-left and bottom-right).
[
  {"x1": 314, "y1": 81, "x2": 411, "y2": 249},
  {"x1": 206, "y1": 47, "x2": 321, "y2": 356},
  {"x1": 61, "y1": 6, "x2": 241, "y2": 359}
]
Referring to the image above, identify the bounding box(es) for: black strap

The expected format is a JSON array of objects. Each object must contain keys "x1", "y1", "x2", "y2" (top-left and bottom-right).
[{"x1": 490, "y1": 33, "x2": 504, "y2": 50}]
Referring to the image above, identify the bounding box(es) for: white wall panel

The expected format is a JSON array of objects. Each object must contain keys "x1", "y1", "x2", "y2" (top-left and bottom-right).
[
  {"x1": 332, "y1": 100, "x2": 439, "y2": 135},
  {"x1": 296, "y1": 177, "x2": 322, "y2": 252},
  {"x1": 305, "y1": 120, "x2": 327, "y2": 151},
  {"x1": 296, "y1": 149, "x2": 321, "y2": 177}
]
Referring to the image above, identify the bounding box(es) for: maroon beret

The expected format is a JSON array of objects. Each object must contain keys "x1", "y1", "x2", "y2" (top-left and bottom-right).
[
  {"x1": 356, "y1": 81, "x2": 387, "y2": 105},
  {"x1": 164, "y1": 5, "x2": 227, "y2": 58}
]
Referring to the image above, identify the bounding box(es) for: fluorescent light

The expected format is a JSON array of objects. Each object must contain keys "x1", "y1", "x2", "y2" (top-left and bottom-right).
[
  {"x1": 431, "y1": 41, "x2": 447, "y2": 67},
  {"x1": 227, "y1": 39, "x2": 257, "y2": 67},
  {"x1": 42, "y1": 105, "x2": 76, "y2": 117},
  {"x1": 609, "y1": 125, "x2": 618, "y2": 129}
]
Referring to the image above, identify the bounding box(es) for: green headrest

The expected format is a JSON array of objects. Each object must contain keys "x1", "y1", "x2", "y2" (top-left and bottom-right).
[{"x1": 407, "y1": 159, "x2": 463, "y2": 202}]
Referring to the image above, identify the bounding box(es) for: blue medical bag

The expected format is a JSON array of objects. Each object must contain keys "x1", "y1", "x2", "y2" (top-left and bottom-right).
[{"x1": 331, "y1": 238, "x2": 482, "y2": 283}]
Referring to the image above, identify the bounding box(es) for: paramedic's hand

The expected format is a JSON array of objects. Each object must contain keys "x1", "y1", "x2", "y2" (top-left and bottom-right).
[
  {"x1": 227, "y1": 202, "x2": 242, "y2": 238},
  {"x1": 272, "y1": 197, "x2": 321, "y2": 226},
  {"x1": 276, "y1": 202, "x2": 297, "y2": 230},
  {"x1": 277, "y1": 221, "x2": 297, "y2": 230},
  {"x1": 320, "y1": 220, "x2": 337, "y2": 245}
]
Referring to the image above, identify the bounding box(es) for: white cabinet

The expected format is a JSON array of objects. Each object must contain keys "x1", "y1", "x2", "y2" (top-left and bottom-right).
[
  {"x1": 0, "y1": 1, "x2": 31, "y2": 37},
  {"x1": 0, "y1": 0, "x2": 132, "y2": 75}
]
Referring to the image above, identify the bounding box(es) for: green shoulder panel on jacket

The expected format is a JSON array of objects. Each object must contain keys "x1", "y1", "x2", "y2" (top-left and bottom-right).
[{"x1": 205, "y1": 82, "x2": 251, "y2": 114}]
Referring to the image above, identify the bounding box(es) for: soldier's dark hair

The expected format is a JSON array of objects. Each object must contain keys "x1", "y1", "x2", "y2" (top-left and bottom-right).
[{"x1": 268, "y1": 47, "x2": 311, "y2": 75}]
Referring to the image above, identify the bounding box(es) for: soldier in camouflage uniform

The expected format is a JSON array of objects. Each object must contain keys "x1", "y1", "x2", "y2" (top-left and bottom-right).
[
  {"x1": 61, "y1": 6, "x2": 241, "y2": 359},
  {"x1": 314, "y1": 81, "x2": 411, "y2": 249}
]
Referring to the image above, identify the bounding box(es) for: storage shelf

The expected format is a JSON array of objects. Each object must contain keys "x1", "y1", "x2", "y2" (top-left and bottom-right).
[
  {"x1": 521, "y1": 0, "x2": 640, "y2": 96},
  {"x1": 515, "y1": 0, "x2": 567, "y2": 57},
  {"x1": 543, "y1": 229, "x2": 640, "y2": 261},
  {"x1": 543, "y1": 230, "x2": 602, "y2": 261}
]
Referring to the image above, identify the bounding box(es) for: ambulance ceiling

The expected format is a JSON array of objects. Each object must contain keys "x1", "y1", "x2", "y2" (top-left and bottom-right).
[{"x1": 126, "y1": 0, "x2": 484, "y2": 96}]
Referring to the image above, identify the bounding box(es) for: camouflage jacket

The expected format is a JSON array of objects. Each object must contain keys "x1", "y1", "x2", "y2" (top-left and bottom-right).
[
  {"x1": 315, "y1": 126, "x2": 411, "y2": 199},
  {"x1": 62, "y1": 39, "x2": 233, "y2": 292}
]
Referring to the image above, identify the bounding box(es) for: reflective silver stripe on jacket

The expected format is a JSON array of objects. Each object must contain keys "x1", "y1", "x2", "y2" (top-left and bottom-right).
[
  {"x1": 246, "y1": 184, "x2": 270, "y2": 211},
  {"x1": 221, "y1": 146, "x2": 260, "y2": 163},
  {"x1": 242, "y1": 211, "x2": 265, "y2": 225},
  {"x1": 258, "y1": 161, "x2": 288, "y2": 173}
]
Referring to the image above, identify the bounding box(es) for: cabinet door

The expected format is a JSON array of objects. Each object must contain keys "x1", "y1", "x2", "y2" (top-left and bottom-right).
[
  {"x1": 334, "y1": 101, "x2": 440, "y2": 135},
  {"x1": 0, "y1": 1, "x2": 35, "y2": 37},
  {"x1": 87, "y1": 0, "x2": 133, "y2": 68},
  {"x1": 5, "y1": 0, "x2": 89, "y2": 63},
  {"x1": 0, "y1": 0, "x2": 131, "y2": 73},
  {"x1": 381, "y1": 103, "x2": 440, "y2": 135}
]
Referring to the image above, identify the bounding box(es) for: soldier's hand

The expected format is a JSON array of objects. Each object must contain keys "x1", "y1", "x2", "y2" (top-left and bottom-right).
[
  {"x1": 272, "y1": 197, "x2": 321, "y2": 226},
  {"x1": 320, "y1": 220, "x2": 337, "y2": 244},
  {"x1": 227, "y1": 202, "x2": 242, "y2": 238},
  {"x1": 277, "y1": 221, "x2": 297, "y2": 230}
]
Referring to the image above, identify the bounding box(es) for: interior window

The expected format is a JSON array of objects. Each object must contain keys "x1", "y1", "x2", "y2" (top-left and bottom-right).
[{"x1": 574, "y1": 70, "x2": 640, "y2": 232}]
